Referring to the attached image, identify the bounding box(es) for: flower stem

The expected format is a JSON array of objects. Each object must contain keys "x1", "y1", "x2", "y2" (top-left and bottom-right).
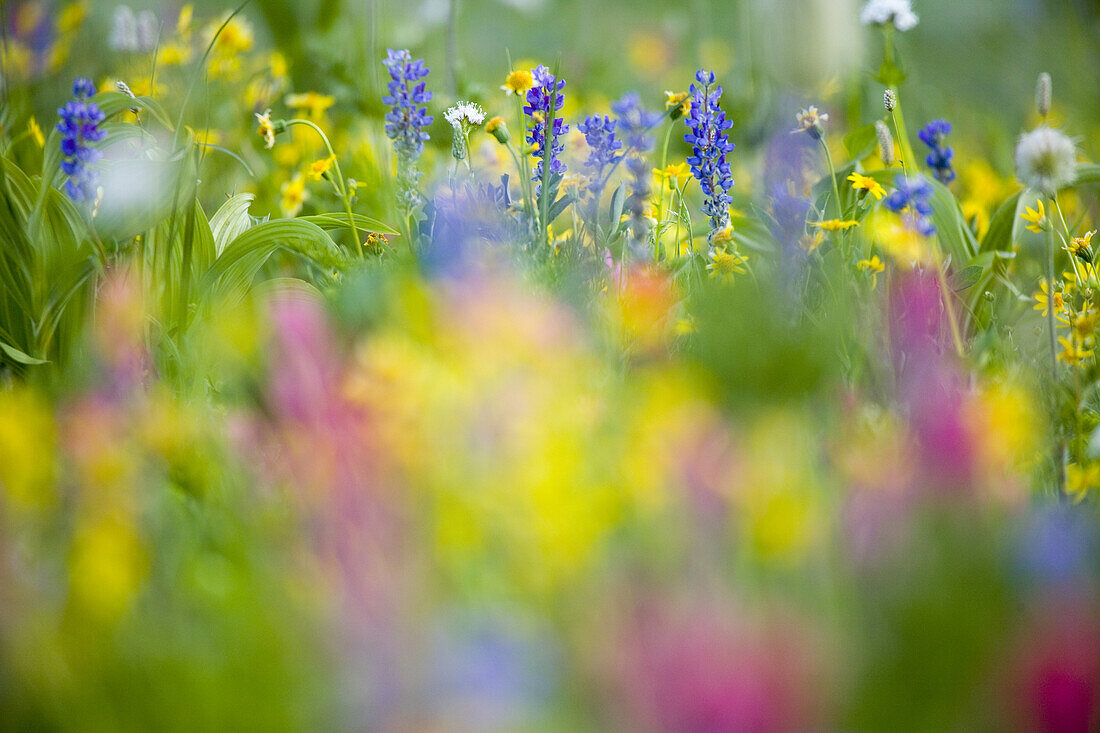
[{"x1": 286, "y1": 119, "x2": 362, "y2": 257}]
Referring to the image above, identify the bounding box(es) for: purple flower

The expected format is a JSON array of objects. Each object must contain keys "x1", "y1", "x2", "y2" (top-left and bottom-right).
[
  {"x1": 524, "y1": 65, "x2": 568, "y2": 194},
  {"x1": 56, "y1": 77, "x2": 106, "y2": 203},
  {"x1": 684, "y1": 69, "x2": 736, "y2": 241},
  {"x1": 577, "y1": 114, "x2": 622, "y2": 184},
  {"x1": 884, "y1": 174, "x2": 936, "y2": 236},
  {"x1": 381, "y1": 49, "x2": 433, "y2": 157},
  {"x1": 611, "y1": 93, "x2": 662, "y2": 246},
  {"x1": 918, "y1": 119, "x2": 955, "y2": 184}
]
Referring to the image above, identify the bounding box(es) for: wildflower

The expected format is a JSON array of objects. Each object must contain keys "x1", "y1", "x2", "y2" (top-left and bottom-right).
[
  {"x1": 613, "y1": 93, "x2": 661, "y2": 245},
  {"x1": 664, "y1": 90, "x2": 690, "y2": 119},
  {"x1": 1020, "y1": 199, "x2": 1047, "y2": 234},
  {"x1": 685, "y1": 69, "x2": 736, "y2": 243},
  {"x1": 27, "y1": 116, "x2": 44, "y2": 147},
  {"x1": 577, "y1": 114, "x2": 622, "y2": 206},
  {"x1": 884, "y1": 174, "x2": 935, "y2": 236},
  {"x1": 848, "y1": 172, "x2": 886, "y2": 200},
  {"x1": 280, "y1": 172, "x2": 309, "y2": 217},
  {"x1": 860, "y1": 0, "x2": 919, "y2": 31},
  {"x1": 1033, "y1": 281, "x2": 1064, "y2": 317},
  {"x1": 486, "y1": 116, "x2": 510, "y2": 144},
  {"x1": 812, "y1": 219, "x2": 860, "y2": 231},
  {"x1": 858, "y1": 255, "x2": 885, "y2": 287},
  {"x1": 1070, "y1": 310, "x2": 1097, "y2": 340},
  {"x1": 654, "y1": 162, "x2": 692, "y2": 191},
  {"x1": 502, "y1": 69, "x2": 533, "y2": 96},
  {"x1": 1058, "y1": 336, "x2": 1092, "y2": 366},
  {"x1": 524, "y1": 65, "x2": 568, "y2": 191},
  {"x1": 883, "y1": 89, "x2": 897, "y2": 112},
  {"x1": 444, "y1": 101, "x2": 486, "y2": 132},
  {"x1": 255, "y1": 109, "x2": 278, "y2": 149},
  {"x1": 382, "y1": 49, "x2": 434, "y2": 210},
  {"x1": 1066, "y1": 462, "x2": 1100, "y2": 502},
  {"x1": 918, "y1": 119, "x2": 955, "y2": 184},
  {"x1": 57, "y1": 77, "x2": 106, "y2": 203},
  {"x1": 1015, "y1": 126, "x2": 1076, "y2": 194},
  {"x1": 706, "y1": 249, "x2": 748, "y2": 278},
  {"x1": 205, "y1": 14, "x2": 253, "y2": 79},
  {"x1": 285, "y1": 91, "x2": 336, "y2": 122},
  {"x1": 792, "y1": 106, "x2": 828, "y2": 140},
  {"x1": 309, "y1": 155, "x2": 335, "y2": 181},
  {"x1": 1036, "y1": 72, "x2": 1052, "y2": 119},
  {"x1": 1067, "y1": 231, "x2": 1095, "y2": 263},
  {"x1": 875, "y1": 120, "x2": 895, "y2": 166},
  {"x1": 110, "y1": 5, "x2": 155, "y2": 53}
]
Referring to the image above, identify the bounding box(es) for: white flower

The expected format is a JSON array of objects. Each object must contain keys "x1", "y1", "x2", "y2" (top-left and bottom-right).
[
  {"x1": 110, "y1": 6, "x2": 138, "y2": 52},
  {"x1": 1015, "y1": 126, "x2": 1077, "y2": 194},
  {"x1": 444, "y1": 101, "x2": 486, "y2": 131},
  {"x1": 860, "y1": 0, "x2": 919, "y2": 31}
]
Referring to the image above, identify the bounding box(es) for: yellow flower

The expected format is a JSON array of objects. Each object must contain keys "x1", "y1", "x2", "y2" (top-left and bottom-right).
[
  {"x1": 847, "y1": 172, "x2": 885, "y2": 200},
  {"x1": 309, "y1": 154, "x2": 336, "y2": 181},
  {"x1": 857, "y1": 255, "x2": 885, "y2": 288},
  {"x1": 811, "y1": 219, "x2": 860, "y2": 231},
  {"x1": 27, "y1": 116, "x2": 44, "y2": 147},
  {"x1": 1021, "y1": 199, "x2": 1047, "y2": 234},
  {"x1": 1067, "y1": 230, "x2": 1095, "y2": 262},
  {"x1": 1033, "y1": 280, "x2": 1065, "y2": 317},
  {"x1": 711, "y1": 227, "x2": 735, "y2": 245},
  {"x1": 56, "y1": 2, "x2": 87, "y2": 34},
  {"x1": 1070, "y1": 310, "x2": 1097, "y2": 340},
  {"x1": 255, "y1": 109, "x2": 276, "y2": 149},
  {"x1": 706, "y1": 249, "x2": 748, "y2": 278},
  {"x1": 1058, "y1": 336, "x2": 1093, "y2": 366},
  {"x1": 502, "y1": 69, "x2": 534, "y2": 96},
  {"x1": 285, "y1": 91, "x2": 336, "y2": 122},
  {"x1": 664, "y1": 90, "x2": 691, "y2": 117},
  {"x1": 1067, "y1": 462, "x2": 1100, "y2": 503},
  {"x1": 653, "y1": 162, "x2": 691, "y2": 191},
  {"x1": 280, "y1": 172, "x2": 309, "y2": 217},
  {"x1": 799, "y1": 230, "x2": 824, "y2": 254}
]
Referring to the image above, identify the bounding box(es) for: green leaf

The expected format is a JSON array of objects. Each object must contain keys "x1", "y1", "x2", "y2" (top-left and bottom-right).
[
  {"x1": 210, "y1": 193, "x2": 257, "y2": 255},
  {"x1": 843, "y1": 124, "x2": 877, "y2": 160},
  {"x1": 950, "y1": 264, "x2": 984, "y2": 292},
  {"x1": 0, "y1": 339, "x2": 48, "y2": 365},
  {"x1": 608, "y1": 182, "x2": 626, "y2": 227},
  {"x1": 299, "y1": 213, "x2": 399, "y2": 236}
]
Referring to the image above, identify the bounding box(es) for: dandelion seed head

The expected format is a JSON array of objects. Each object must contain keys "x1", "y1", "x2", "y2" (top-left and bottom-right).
[{"x1": 1015, "y1": 126, "x2": 1076, "y2": 194}]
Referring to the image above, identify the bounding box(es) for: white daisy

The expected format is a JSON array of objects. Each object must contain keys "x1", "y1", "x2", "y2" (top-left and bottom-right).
[
  {"x1": 860, "y1": 0, "x2": 919, "y2": 32},
  {"x1": 1015, "y1": 126, "x2": 1077, "y2": 195}
]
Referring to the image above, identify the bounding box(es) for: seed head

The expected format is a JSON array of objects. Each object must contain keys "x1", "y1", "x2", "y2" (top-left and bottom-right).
[
  {"x1": 883, "y1": 89, "x2": 897, "y2": 112},
  {"x1": 1036, "y1": 72, "x2": 1052, "y2": 119},
  {"x1": 875, "y1": 120, "x2": 895, "y2": 167}
]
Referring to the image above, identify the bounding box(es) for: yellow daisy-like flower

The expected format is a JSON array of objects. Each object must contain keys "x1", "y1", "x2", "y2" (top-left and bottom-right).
[
  {"x1": 1070, "y1": 310, "x2": 1097, "y2": 340},
  {"x1": 309, "y1": 154, "x2": 336, "y2": 181},
  {"x1": 27, "y1": 116, "x2": 44, "y2": 147},
  {"x1": 1033, "y1": 280, "x2": 1065, "y2": 317},
  {"x1": 255, "y1": 109, "x2": 276, "y2": 149},
  {"x1": 1021, "y1": 199, "x2": 1047, "y2": 234},
  {"x1": 285, "y1": 91, "x2": 336, "y2": 122},
  {"x1": 799, "y1": 230, "x2": 824, "y2": 254},
  {"x1": 1067, "y1": 230, "x2": 1095, "y2": 261},
  {"x1": 280, "y1": 173, "x2": 309, "y2": 217},
  {"x1": 653, "y1": 162, "x2": 691, "y2": 191},
  {"x1": 706, "y1": 249, "x2": 748, "y2": 278},
  {"x1": 502, "y1": 70, "x2": 534, "y2": 96},
  {"x1": 857, "y1": 255, "x2": 885, "y2": 288},
  {"x1": 1058, "y1": 336, "x2": 1093, "y2": 366},
  {"x1": 664, "y1": 90, "x2": 691, "y2": 117},
  {"x1": 711, "y1": 227, "x2": 735, "y2": 245},
  {"x1": 847, "y1": 172, "x2": 885, "y2": 200},
  {"x1": 811, "y1": 219, "x2": 860, "y2": 232}
]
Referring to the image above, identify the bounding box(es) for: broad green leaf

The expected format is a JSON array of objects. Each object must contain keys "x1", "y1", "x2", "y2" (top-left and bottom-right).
[
  {"x1": 210, "y1": 193, "x2": 257, "y2": 255},
  {"x1": 299, "y1": 213, "x2": 400, "y2": 236}
]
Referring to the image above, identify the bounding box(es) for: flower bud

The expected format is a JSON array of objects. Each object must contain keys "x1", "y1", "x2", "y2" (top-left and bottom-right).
[
  {"x1": 883, "y1": 88, "x2": 897, "y2": 112},
  {"x1": 486, "y1": 116, "x2": 510, "y2": 144}
]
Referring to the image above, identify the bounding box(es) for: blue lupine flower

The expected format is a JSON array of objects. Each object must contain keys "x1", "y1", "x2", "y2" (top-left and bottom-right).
[
  {"x1": 611, "y1": 93, "x2": 662, "y2": 246},
  {"x1": 524, "y1": 66, "x2": 568, "y2": 193},
  {"x1": 381, "y1": 49, "x2": 434, "y2": 209},
  {"x1": 684, "y1": 69, "x2": 736, "y2": 241},
  {"x1": 577, "y1": 114, "x2": 622, "y2": 183},
  {"x1": 57, "y1": 77, "x2": 106, "y2": 204},
  {"x1": 918, "y1": 119, "x2": 955, "y2": 184},
  {"x1": 884, "y1": 174, "x2": 936, "y2": 236}
]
